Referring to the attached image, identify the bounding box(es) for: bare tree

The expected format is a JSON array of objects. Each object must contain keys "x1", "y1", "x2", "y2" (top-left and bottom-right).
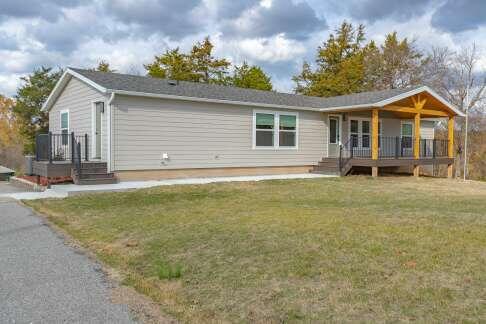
[{"x1": 425, "y1": 44, "x2": 486, "y2": 178}]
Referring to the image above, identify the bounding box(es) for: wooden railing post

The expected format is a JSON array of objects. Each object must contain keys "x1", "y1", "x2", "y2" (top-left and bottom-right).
[
  {"x1": 395, "y1": 136, "x2": 399, "y2": 159},
  {"x1": 48, "y1": 132, "x2": 53, "y2": 163},
  {"x1": 432, "y1": 139, "x2": 436, "y2": 159},
  {"x1": 84, "y1": 133, "x2": 89, "y2": 161}
]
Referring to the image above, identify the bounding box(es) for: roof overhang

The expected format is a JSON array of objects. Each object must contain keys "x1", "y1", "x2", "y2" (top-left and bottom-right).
[
  {"x1": 42, "y1": 68, "x2": 108, "y2": 111},
  {"x1": 319, "y1": 86, "x2": 465, "y2": 117}
]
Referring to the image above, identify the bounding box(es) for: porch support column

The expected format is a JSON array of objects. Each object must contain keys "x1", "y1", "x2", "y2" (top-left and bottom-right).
[
  {"x1": 447, "y1": 116, "x2": 454, "y2": 178},
  {"x1": 413, "y1": 112, "x2": 421, "y2": 177},
  {"x1": 372, "y1": 108, "x2": 379, "y2": 177}
]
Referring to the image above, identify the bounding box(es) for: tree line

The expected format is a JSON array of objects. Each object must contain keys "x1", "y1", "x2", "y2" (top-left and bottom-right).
[{"x1": 1, "y1": 21, "x2": 485, "y2": 178}]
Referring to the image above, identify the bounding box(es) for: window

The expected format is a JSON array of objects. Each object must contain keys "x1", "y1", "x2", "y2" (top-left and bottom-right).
[
  {"x1": 255, "y1": 113, "x2": 275, "y2": 147},
  {"x1": 254, "y1": 111, "x2": 298, "y2": 149},
  {"x1": 401, "y1": 122, "x2": 413, "y2": 149},
  {"x1": 361, "y1": 120, "x2": 370, "y2": 148},
  {"x1": 329, "y1": 117, "x2": 339, "y2": 144},
  {"x1": 60, "y1": 110, "x2": 69, "y2": 145},
  {"x1": 279, "y1": 114, "x2": 297, "y2": 147},
  {"x1": 350, "y1": 119, "x2": 359, "y2": 148}
]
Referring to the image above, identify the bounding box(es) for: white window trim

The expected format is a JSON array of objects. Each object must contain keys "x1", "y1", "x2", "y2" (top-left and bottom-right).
[
  {"x1": 252, "y1": 109, "x2": 299, "y2": 150},
  {"x1": 328, "y1": 114, "x2": 342, "y2": 145},
  {"x1": 60, "y1": 109, "x2": 70, "y2": 133},
  {"x1": 91, "y1": 101, "x2": 105, "y2": 160}
]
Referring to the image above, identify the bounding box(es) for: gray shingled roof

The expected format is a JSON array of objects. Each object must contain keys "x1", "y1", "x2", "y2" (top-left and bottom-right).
[{"x1": 70, "y1": 68, "x2": 423, "y2": 110}]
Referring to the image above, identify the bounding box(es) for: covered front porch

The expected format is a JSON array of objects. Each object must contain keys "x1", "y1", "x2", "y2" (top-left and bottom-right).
[{"x1": 324, "y1": 90, "x2": 458, "y2": 177}]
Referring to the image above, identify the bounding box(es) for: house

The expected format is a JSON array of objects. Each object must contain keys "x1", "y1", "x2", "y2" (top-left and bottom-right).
[{"x1": 33, "y1": 68, "x2": 464, "y2": 184}]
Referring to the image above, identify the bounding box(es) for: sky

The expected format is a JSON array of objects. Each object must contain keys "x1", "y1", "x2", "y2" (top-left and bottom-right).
[{"x1": 0, "y1": 0, "x2": 485, "y2": 97}]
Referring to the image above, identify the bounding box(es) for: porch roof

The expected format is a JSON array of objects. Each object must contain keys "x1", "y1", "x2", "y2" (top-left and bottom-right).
[{"x1": 42, "y1": 68, "x2": 465, "y2": 117}]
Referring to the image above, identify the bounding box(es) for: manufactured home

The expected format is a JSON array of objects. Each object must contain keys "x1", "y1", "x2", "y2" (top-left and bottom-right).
[{"x1": 33, "y1": 68, "x2": 464, "y2": 184}]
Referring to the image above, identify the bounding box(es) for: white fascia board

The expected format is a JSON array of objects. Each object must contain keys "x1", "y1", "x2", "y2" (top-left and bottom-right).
[
  {"x1": 376, "y1": 86, "x2": 464, "y2": 117},
  {"x1": 318, "y1": 86, "x2": 465, "y2": 117},
  {"x1": 41, "y1": 70, "x2": 70, "y2": 111},
  {"x1": 111, "y1": 89, "x2": 323, "y2": 112},
  {"x1": 42, "y1": 68, "x2": 108, "y2": 112},
  {"x1": 67, "y1": 68, "x2": 108, "y2": 94}
]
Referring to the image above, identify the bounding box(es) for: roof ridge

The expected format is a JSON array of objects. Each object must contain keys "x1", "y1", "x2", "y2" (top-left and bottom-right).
[{"x1": 68, "y1": 67, "x2": 424, "y2": 103}]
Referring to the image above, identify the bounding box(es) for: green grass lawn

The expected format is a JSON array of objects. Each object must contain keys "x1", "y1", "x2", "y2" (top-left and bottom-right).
[{"x1": 26, "y1": 176, "x2": 486, "y2": 322}]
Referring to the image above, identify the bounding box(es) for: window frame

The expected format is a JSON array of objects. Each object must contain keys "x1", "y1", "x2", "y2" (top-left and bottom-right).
[
  {"x1": 400, "y1": 121, "x2": 414, "y2": 149},
  {"x1": 60, "y1": 109, "x2": 70, "y2": 145},
  {"x1": 252, "y1": 110, "x2": 299, "y2": 150}
]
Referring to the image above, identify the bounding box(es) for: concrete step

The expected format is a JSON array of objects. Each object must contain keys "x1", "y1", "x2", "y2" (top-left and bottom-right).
[
  {"x1": 79, "y1": 167, "x2": 108, "y2": 173},
  {"x1": 79, "y1": 172, "x2": 116, "y2": 180},
  {"x1": 75, "y1": 177, "x2": 118, "y2": 185},
  {"x1": 81, "y1": 162, "x2": 107, "y2": 168},
  {"x1": 311, "y1": 170, "x2": 340, "y2": 176}
]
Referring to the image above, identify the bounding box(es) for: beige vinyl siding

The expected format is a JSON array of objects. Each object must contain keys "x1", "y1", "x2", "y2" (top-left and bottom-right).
[
  {"x1": 112, "y1": 95, "x2": 327, "y2": 171},
  {"x1": 49, "y1": 77, "x2": 109, "y2": 160}
]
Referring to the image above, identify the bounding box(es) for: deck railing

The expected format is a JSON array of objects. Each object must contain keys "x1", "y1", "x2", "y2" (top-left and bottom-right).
[
  {"x1": 339, "y1": 137, "x2": 449, "y2": 172},
  {"x1": 35, "y1": 132, "x2": 89, "y2": 162}
]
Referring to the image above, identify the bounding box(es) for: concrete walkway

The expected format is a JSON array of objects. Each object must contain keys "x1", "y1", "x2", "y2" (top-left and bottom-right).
[
  {"x1": 1, "y1": 173, "x2": 333, "y2": 200},
  {"x1": 0, "y1": 199, "x2": 136, "y2": 323}
]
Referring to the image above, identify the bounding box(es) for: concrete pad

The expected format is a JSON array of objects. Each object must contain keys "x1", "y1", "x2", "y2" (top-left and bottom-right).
[{"x1": 0, "y1": 173, "x2": 334, "y2": 200}]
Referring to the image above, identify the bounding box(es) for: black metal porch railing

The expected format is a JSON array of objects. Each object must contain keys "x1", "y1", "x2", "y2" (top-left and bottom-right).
[
  {"x1": 339, "y1": 136, "x2": 449, "y2": 172},
  {"x1": 35, "y1": 132, "x2": 89, "y2": 162}
]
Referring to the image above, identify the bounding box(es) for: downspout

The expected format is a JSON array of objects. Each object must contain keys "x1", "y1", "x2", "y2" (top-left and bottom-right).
[{"x1": 107, "y1": 91, "x2": 115, "y2": 173}]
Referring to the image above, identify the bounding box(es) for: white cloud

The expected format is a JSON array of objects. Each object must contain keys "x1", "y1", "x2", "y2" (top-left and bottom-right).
[{"x1": 235, "y1": 34, "x2": 307, "y2": 63}]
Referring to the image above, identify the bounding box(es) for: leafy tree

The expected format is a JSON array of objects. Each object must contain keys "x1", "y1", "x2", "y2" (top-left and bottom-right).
[
  {"x1": 0, "y1": 95, "x2": 24, "y2": 170},
  {"x1": 365, "y1": 32, "x2": 425, "y2": 90},
  {"x1": 13, "y1": 67, "x2": 61, "y2": 153},
  {"x1": 189, "y1": 37, "x2": 231, "y2": 84},
  {"x1": 145, "y1": 48, "x2": 193, "y2": 80},
  {"x1": 232, "y1": 62, "x2": 273, "y2": 91},
  {"x1": 145, "y1": 37, "x2": 230, "y2": 84},
  {"x1": 293, "y1": 22, "x2": 369, "y2": 97},
  {"x1": 93, "y1": 60, "x2": 115, "y2": 72}
]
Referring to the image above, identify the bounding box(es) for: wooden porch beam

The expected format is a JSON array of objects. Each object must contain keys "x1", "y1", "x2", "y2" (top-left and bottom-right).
[
  {"x1": 372, "y1": 109, "x2": 379, "y2": 161},
  {"x1": 413, "y1": 112, "x2": 421, "y2": 177},
  {"x1": 372, "y1": 108, "x2": 379, "y2": 177},
  {"x1": 448, "y1": 116, "x2": 454, "y2": 178},
  {"x1": 382, "y1": 105, "x2": 449, "y2": 117}
]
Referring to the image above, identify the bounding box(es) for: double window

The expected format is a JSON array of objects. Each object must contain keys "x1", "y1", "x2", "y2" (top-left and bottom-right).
[
  {"x1": 254, "y1": 111, "x2": 298, "y2": 149},
  {"x1": 60, "y1": 110, "x2": 69, "y2": 145}
]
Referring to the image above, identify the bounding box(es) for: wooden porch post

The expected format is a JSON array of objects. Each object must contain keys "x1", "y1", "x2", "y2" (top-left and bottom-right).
[
  {"x1": 447, "y1": 116, "x2": 454, "y2": 178},
  {"x1": 413, "y1": 112, "x2": 421, "y2": 177},
  {"x1": 372, "y1": 108, "x2": 379, "y2": 177}
]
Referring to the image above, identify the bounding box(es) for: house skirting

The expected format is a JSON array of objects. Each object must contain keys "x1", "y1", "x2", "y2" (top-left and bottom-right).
[{"x1": 115, "y1": 166, "x2": 314, "y2": 181}]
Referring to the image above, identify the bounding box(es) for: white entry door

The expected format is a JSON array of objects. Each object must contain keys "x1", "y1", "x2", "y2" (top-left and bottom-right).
[{"x1": 92, "y1": 102, "x2": 103, "y2": 159}]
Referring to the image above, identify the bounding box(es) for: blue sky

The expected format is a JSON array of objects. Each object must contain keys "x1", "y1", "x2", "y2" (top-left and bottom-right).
[{"x1": 0, "y1": 0, "x2": 485, "y2": 96}]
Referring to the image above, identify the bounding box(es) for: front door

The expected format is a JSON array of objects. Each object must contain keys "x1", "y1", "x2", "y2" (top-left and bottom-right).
[
  {"x1": 328, "y1": 116, "x2": 341, "y2": 157},
  {"x1": 350, "y1": 119, "x2": 371, "y2": 157},
  {"x1": 94, "y1": 102, "x2": 103, "y2": 159}
]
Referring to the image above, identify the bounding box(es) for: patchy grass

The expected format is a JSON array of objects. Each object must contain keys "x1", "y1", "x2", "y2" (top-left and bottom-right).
[{"x1": 26, "y1": 176, "x2": 486, "y2": 322}]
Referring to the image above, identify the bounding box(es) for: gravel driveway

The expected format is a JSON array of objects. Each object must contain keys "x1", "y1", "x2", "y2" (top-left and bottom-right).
[{"x1": 0, "y1": 197, "x2": 136, "y2": 323}]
